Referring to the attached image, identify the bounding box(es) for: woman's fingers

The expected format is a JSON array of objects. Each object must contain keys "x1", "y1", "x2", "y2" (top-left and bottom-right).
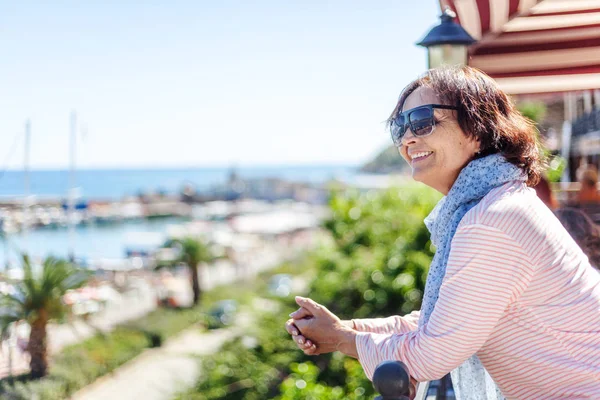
[
  {"x1": 294, "y1": 334, "x2": 306, "y2": 346},
  {"x1": 289, "y1": 307, "x2": 313, "y2": 320},
  {"x1": 286, "y1": 317, "x2": 318, "y2": 355},
  {"x1": 291, "y1": 331, "x2": 317, "y2": 353},
  {"x1": 293, "y1": 334, "x2": 314, "y2": 348},
  {"x1": 302, "y1": 343, "x2": 318, "y2": 355},
  {"x1": 293, "y1": 334, "x2": 317, "y2": 354},
  {"x1": 286, "y1": 319, "x2": 310, "y2": 346},
  {"x1": 286, "y1": 318, "x2": 315, "y2": 346},
  {"x1": 285, "y1": 318, "x2": 300, "y2": 336}
]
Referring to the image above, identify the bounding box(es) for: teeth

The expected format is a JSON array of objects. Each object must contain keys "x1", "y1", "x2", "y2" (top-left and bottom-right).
[{"x1": 411, "y1": 151, "x2": 432, "y2": 160}]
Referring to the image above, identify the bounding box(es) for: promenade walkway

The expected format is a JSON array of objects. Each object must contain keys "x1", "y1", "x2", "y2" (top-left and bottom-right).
[
  {"x1": 71, "y1": 313, "x2": 252, "y2": 400},
  {"x1": 0, "y1": 247, "x2": 284, "y2": 379},
  {"x1": 71, "y1": 283, "x2": 303, "y2": 400}
]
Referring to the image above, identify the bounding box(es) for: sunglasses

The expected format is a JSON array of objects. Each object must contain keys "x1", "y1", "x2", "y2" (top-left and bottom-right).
[{"x1": 390, "y1": 104, "x2": 458, "y2": 146}]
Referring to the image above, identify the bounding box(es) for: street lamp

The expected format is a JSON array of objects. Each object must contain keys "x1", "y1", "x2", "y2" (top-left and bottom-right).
[{"x1": 417, "y1": 7, "x2": 476, "y2": 69}]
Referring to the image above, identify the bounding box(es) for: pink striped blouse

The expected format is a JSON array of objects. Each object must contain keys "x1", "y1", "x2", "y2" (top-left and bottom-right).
[{"x1": 353, "y1": 181, "x2": 600, "y2": 399}]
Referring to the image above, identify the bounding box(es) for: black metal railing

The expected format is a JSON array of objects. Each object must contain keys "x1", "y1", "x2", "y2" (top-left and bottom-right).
[
  {"x1": 373, "y1": 361, "x2": 455, "y2": 400},
  {"x1": 572, "y1": 108, "x2": 600, "y2": 138},
  {"x1": 373, "y1": 361, "x2": 411, "y2": 400}
]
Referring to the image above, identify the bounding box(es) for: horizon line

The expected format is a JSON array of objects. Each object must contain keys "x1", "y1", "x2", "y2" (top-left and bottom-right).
[{"x1": 2, "y1": 162, "x2": 360, "y2": 172}]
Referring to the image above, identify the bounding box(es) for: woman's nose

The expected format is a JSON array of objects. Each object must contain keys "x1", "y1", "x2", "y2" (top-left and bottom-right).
[{"x1": 401, "y1": 129, "x2": 417, "y2": 146}]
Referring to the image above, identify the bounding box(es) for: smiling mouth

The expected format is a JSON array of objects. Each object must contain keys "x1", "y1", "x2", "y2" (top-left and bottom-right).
[{"x1": 411, "y1": 151, "x2": 433, "y2": 163}]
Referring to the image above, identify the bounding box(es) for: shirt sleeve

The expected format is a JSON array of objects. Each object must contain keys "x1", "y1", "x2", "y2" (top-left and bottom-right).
[
  {"x1": 355, "y1": 224, "x2": 534, "y2": 382},
  {"x1": 352, "y1": 310, "x2": 421, "y2": 334}
]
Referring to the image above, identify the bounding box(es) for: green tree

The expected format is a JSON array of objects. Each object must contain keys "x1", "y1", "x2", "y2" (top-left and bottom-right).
[
  {"x1": 0, "y1": 255, "x2": 89, "y2": 378},
  {"x1": 517, "y1": 100, "x2": 566, "y2": 182},
  {"x1": 161, "y1": 237, "x2": 214, "y2": 305},
  {"x1": 517, "y1": 101, "x2": 546, "y2": 123}
]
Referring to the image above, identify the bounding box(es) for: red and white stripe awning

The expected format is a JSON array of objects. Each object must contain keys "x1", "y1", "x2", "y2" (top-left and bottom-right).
[{"x1": 439, "y1": 0, "x2": 600, "y2": 94}]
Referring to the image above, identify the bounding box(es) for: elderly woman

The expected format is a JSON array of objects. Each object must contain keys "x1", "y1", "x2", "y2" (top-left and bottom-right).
[{"x1": 285, "y1": 66, "x2": 600, "y2": 399}]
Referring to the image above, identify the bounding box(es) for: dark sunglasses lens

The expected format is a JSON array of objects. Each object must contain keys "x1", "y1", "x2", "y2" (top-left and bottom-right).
[
  {"x1": 409, "y1": 107, "x2": 434, "y2": 137},
  {"x1": 390, "y1": 114, "x2": 406, "y2": 145}
]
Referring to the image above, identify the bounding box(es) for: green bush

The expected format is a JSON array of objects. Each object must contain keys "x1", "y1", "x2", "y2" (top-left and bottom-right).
[
  {"x1": 175, "y1": 308, "x2": 299, "y2": 400},
  {"x1": 176, "y1": 298, "x2": 377, "y2": 400},
  {"x1": 181, "y1": 185, "x2": 440, "y2": 399},
  {"x1": 176, "y1": 300, "x2": 375, "y2": 400},
  {"x1": 0, "y1": 328, "x2": 149, "y2": 400},
  {"x1": 517, "y1": 101, "x2": 546, "y2": 124},
  {"x1": 314, "y1": 185, "x2": 438, "y2": 317},
  {"x1": 546, "y1": 155, "x2": 566, "y2": 183},
  {"x1": 278, "y1": 360, "x2": 376, "y2": 400}
]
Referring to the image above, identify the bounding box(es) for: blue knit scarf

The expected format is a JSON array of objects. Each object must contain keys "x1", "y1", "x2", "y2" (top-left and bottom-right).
[{"x1": 420, "y1": 153, "x2": 526, "y2": 400}]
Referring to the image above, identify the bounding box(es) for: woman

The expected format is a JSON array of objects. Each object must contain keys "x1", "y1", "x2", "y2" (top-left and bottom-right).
[{"x1": 285, "y1": 66, "x2": 600, "y2": 399}]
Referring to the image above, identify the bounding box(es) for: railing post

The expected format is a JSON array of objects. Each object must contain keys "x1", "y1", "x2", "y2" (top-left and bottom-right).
[{"x1": 373, "y1": 361, "x2": 411, "y2": 400}]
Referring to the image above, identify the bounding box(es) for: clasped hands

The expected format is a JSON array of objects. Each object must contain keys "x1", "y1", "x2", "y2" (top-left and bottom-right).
[
  {"x1": 285, "y1": 296, "x2": 417, "y2": 399},
  {"x1": 284, "y1": 296, "x2": 358, "y2": 358}
]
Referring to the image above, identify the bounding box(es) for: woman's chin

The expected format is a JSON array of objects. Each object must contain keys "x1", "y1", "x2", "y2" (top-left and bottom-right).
[
  {"x1": 411, "y1": 170, "x2": 439, "y2": 191},
  {"x1": 411, "y1": 169, "x2": 429, "y2": 184}
]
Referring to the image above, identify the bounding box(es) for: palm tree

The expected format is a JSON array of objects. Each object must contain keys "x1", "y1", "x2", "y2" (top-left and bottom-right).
[
  {"x1": 0, "y1": 254, "x2": 89, "y2": 378},
  {"x1": 161, "y1": 237, "x2": 214, "y2": 305}
]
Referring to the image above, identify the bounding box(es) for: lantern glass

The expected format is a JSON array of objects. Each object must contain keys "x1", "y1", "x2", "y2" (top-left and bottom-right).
[{"x1": 427, "y1": 44, "x2": 468, "y2": 69}]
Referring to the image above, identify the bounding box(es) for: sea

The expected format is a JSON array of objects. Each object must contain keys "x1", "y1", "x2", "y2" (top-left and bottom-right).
[
  {"x1": 0, "y1": 165, "x2": 357, "y2": 264},
  {"x1": 0, "y1": 165, "x2": 357, "y2": 200}
]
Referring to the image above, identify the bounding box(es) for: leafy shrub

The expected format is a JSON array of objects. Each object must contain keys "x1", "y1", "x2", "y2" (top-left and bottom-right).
[
  {"x1": 176, "y1": 309, "x2": 301, "y2": 400},
  {"x1": 314, "y1": 185, "x2": 438, "y2": 317},
  {"x1": 177, "y1": 301, "x2": 377, "y2": 400},
  {"x1": 0, "y1": 328, "x2": 149, "y2": 400},
  {"x1": 278, "y1": 360, "x2": 376, "y2": 400},
  {"x1": 181, "y1": 185, "x2": 440, "y2": 399}
]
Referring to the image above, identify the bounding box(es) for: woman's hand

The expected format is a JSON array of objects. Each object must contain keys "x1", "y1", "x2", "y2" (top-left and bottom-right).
[
  {"x1": 285, "y1": 309, "x2": 356, "y2": 355},
  {"x1": 285, "y1": 307, "x2": 318, "y2": 355},
  {"x1": 285, "y1": 296, "x2": 358, "y2": 357}
]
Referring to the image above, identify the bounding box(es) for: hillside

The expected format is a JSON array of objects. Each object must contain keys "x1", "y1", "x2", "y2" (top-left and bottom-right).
[{"x1": 360, "y1": 145, "x2": 410, "y2": 173}]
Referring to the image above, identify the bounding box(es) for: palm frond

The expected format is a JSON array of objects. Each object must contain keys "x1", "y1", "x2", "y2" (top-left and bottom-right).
[
  {"x1": 2, "y1": 254, "x2": 91, "y2": 322},
  {"x1": 0, "y1": 311, "x2": 20, "y2": 340},
  {"x1": 161, "y1": 237, "x2": 215, "y2": 268}
]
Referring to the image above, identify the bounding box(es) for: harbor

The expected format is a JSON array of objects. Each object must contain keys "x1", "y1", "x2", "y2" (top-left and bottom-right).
[
  {"x1": 0, "y1": 173, "x2": 331, "y2": 380},
  {"x1": 0, "y1": 167, "x2": 343, "y2": 267}
]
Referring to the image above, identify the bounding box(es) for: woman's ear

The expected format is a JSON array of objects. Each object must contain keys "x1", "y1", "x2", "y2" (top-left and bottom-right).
[{"x1": 473, "y1": 139, "x2": 482, "y2": 157}]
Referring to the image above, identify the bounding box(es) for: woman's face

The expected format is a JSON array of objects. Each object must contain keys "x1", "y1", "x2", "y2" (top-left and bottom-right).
[{"x1": 397, "y1": 87, "x2": 480, "y2": 194}]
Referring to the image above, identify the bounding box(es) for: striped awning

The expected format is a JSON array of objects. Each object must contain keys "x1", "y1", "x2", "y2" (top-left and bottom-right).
[{"x1": 439, "y1": 0, "x2": 600, "y2": 94}]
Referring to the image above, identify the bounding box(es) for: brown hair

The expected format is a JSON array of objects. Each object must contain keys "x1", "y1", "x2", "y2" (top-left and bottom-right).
[
  {"x1": 555, "y1": 208, "x2": 600, "y2": 269},
  {"x1": 389, "y1": 65, "x2": 545, "y2": 186}
]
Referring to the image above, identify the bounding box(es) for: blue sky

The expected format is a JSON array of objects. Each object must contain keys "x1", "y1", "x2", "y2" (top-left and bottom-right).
[{"x1": 0, "y1": 1, "x2": 439, "y2": 169}]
